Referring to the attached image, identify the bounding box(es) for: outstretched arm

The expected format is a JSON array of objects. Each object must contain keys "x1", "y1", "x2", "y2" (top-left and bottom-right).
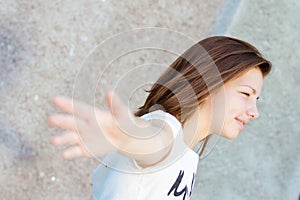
[{"x1": 48, "y1": 91, "x2": 174, "y2": 167}]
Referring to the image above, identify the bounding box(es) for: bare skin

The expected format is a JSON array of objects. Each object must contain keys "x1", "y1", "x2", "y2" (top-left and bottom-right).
[
  {"x1": 49, "y1": 68, "x2": 264, "y2": 166},
  {"x1": 48, "y1": 91, "x2": 174, "y2": 167}
]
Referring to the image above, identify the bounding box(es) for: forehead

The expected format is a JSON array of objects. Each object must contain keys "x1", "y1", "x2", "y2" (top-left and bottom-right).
[{"x1": 226, "y1": 68, "x2": 264, "y2": 92}]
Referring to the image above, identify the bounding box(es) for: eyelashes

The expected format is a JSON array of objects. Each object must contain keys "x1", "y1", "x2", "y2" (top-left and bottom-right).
[
  {"x1": 240, "y1": 92, "x2": 260, "y2": 100},
  {"x1": 241, "y1": 92, "x2": 250, "y2": 97}
]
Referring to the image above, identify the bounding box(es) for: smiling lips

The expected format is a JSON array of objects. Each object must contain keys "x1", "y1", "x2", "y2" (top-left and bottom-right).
[{"x1": 235, "y1": 118, "x2": 248, "y2": 130}]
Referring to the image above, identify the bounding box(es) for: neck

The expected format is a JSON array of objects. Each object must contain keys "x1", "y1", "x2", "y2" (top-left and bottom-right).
[{"x1": 182, "y1": 109, "x2": 211, "y2": 149}]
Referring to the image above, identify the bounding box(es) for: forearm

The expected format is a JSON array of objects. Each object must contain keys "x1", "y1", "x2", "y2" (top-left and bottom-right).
[
  {"x1": 112, "y1": 118, "x2": 174, "y2": 167},
  {"x1": 49, "y1": 93, "x2": 176, "y2": 163}
]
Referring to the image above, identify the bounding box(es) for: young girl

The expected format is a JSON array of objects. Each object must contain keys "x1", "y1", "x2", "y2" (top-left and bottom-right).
[{"x1": 49, "y1": 36, "x2": 272, "y2": 199}]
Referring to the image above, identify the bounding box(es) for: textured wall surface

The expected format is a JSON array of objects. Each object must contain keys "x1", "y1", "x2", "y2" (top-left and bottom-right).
[
  {"x1": 0, "y1": 0, "x2": 299, "y2": 199},
  {"x1": 0, "y1": 1, "x2": 225, "y2": 199},
  {"x1": 195, "y1": 0, "x2": 300, "y2": 199}
]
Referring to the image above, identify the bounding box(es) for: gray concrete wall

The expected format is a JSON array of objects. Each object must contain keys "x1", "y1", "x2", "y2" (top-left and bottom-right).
[
  {"x1": 0, "y1": 1, "x2": 225, "y2": 199},
  {"x1": 0, "y1": 0, "x2": 298, "y2": 199},
  {"x1": 194, "y1": 0, "x2": 300, "y2": 199}
]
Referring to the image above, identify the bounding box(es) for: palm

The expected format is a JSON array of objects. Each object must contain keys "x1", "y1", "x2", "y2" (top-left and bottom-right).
[{"x1": 49, "y1": 92, "x2": 130, "y2": 160}]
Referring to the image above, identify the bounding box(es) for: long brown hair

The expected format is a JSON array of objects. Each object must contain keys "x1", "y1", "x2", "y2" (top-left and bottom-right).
[{"x1": 134, "y1": 36, "x2": 272, "y2": 156}]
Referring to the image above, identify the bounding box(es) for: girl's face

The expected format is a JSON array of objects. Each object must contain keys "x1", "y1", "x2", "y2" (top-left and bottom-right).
[{"x1": 202, "y1": 67, "x2": 264, "y2": 139}]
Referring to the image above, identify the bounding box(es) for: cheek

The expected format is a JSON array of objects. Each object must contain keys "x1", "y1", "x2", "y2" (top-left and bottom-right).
[
  {"x1": 225, "y1": 94, "x2": 246, "y2": 116},
  {"x1": 210, "y1": 97, "x2": 227, "y2": 131},
  {"x1": 224, "y1": 97, "x2": 246, "y2": 128}
]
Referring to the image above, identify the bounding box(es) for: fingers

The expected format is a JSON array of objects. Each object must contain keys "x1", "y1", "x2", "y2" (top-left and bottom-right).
[
  {"x1": 48, "y1": 114, "x2": 87, "y2": 132},
  {"x1": 52, "y1": 131, "x2": 91, "y2": 160},
  {"x1": 52, "y1": 96, "x2": 73, "y2": 113},
  {"x1": 52, "y1": 96, "x2": 94, "y2": 121},
  {"x1": 48, "y1": 114, "x2": 76, "y2": 131},
  {"x1": 51, "y1": 131, "x2": 80, "y2": 146},
  {"x1": 50, "y1": 96, "x2": 98, "y2": 160},
  {"x1": 61, "y1": 145, "x2": 90, "y2": 160},
  {"x1": 105, "y1": 91, "x2": 127, "y2": 118}
]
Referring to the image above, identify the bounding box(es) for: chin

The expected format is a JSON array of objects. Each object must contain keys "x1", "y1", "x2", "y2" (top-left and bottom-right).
[{"x1": 220, "y1": 130, "x2": 239, "y2": 140}]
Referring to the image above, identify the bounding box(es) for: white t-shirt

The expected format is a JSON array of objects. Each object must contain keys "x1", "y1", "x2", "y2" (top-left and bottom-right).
[{"x1": 92, "y1": 110, "x2": 199, "y2": 200}]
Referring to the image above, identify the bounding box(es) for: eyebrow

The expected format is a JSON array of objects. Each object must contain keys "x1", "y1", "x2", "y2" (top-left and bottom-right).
[{"x1": 241, "y1": 85, "x2": 257, "y2": 95}]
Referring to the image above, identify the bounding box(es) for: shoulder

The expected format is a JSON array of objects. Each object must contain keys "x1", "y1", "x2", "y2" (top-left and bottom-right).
[{"x1": 141, "y1": 110, "x2": 182, "y2": 139}]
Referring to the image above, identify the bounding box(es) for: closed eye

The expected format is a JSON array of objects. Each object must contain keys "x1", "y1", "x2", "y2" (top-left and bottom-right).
[{"x1": 241, "y1": 92, "x2": 250, "y2": 97}]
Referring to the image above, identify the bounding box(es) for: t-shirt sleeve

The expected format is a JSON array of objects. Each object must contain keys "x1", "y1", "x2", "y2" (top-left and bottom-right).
[
  {"x1": 140, "y1": 110, "x2": 182, "y2": 140},
  {"x1": 131, "y1": 110, "x2": 185, "y2": 170}
]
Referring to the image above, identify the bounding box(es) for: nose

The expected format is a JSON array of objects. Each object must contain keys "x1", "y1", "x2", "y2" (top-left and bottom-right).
[{"x1": 247, "y1": 102, "x2": 259, "y2": 119}]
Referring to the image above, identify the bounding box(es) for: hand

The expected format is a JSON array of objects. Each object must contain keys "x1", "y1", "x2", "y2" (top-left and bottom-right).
[
  {"x1": 49, "y1": 91, "x2": 174, "y2": 167},
  {"x1": 48, "y1": 91, "x2": 132, "y2": 160}
]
